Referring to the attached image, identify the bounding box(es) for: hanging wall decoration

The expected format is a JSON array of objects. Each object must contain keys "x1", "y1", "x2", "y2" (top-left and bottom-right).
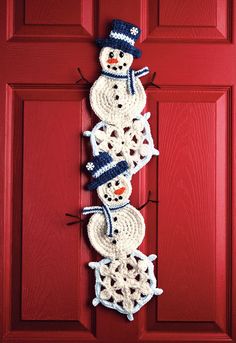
[{"x1": 67, "y1": 19, "x2": 163, "y2": 321}]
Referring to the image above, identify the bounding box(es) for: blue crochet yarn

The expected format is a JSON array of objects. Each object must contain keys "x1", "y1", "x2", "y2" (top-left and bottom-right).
[
  {"x1": 101, "y1": 67, "x2": 149, "y2": 95},
  {"x1": 96, "y1": 19, "x2": 142, "y2": 58},
  {"x1": 82, "y1": 201, "x2": 130, "y2": 237},
  {"x1": 86, "y1": 152, "x2": 129, "y2": 191}
]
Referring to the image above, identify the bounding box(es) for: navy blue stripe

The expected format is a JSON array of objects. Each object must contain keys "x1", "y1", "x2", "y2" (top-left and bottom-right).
[
  {"x1": 101, "y1": 71, "x2": 127, "y2": 79},
  {"x1": 135, "y1": 67, "x2": 149, "y2": 75},
  {"x1": 129, "y1": 70, "x2": 135, "y2": 95},
  {"x1": 103, "y1": 205, "x2": 113, "y2": 236}
]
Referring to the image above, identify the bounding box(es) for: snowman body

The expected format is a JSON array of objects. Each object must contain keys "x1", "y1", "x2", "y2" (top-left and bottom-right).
[
  {"x1": 87, "y1": 204, "x2": 145, "y2": 259},
  {"x1": 90, "y1": 75, "x2": 146, "y2": 126}
]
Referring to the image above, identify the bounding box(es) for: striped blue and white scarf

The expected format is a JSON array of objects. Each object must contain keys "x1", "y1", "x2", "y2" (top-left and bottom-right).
[
  {"x1": 101, "y1": 67, "x2": 149, "y2": 95},
  {"x1": 82, "y1": 201, "x2": 130, "y2": 237}
]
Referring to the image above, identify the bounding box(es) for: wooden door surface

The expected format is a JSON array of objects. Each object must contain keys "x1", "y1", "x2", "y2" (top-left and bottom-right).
[{"x1": 0, "y1": 0, "x2": 235, "y2": 342}]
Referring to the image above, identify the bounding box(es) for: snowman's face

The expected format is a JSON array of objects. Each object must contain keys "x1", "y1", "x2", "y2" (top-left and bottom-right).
[
  {"x1": 97, "y1": 174, "x2": 132, "y2": 207},
  {"x1": 99, "y1": 47, "x2": 133, "y2": 73}
]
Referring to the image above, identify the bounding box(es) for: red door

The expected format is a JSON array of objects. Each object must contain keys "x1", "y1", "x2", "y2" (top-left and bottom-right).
[{"x1": 0, "y1": 0, "x2": 235, "y2": 342}]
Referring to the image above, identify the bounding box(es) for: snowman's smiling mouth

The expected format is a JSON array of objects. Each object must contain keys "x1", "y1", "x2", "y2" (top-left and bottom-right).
[
  {"x1": 104, "y1": 193, "x2": 124, "y2": 202},
  {"x1": 106, "y1": 63, "x2": 128, "y2": 71}
]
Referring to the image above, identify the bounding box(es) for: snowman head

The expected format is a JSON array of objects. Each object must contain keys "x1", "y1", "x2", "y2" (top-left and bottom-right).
[
  {"x1": 99, "y1": 47, "x2": 133, "y2": 74},
  {"x1": 97, "y1": 174, "x2": 132, "y2": 207}
]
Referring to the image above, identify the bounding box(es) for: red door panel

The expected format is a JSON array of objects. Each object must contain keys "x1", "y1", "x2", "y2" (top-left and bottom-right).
[{"x1": 0, "y1": 0, "x2": 235, "y2": 343}]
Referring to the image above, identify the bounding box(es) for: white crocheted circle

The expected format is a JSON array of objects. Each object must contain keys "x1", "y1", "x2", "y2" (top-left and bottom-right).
[
  {"x1": 87, "y1": 205, "x2": 145, "y2": 259},
  {"x1": 89, "y1": 250, "x2": 163, "y2": 321},
  {"x1": 99, "y1": 47, "x2": 133, "y2": 74},
  {"x1": 90, "y1": 77, "x2": 146, "y2": 126},
  {"x1": 97, "y1": 175, "x2": 132, "y2": 207}
]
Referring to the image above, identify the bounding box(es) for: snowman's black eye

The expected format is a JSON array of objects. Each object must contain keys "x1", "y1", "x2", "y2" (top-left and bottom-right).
[
  {"x1": 107, "y1": 182, "x2": 112, "y2": 188},
  {"x1": 109, "y1": 52, "x2": 114, "y2": 58},
  {"x1": 115, "y1": 180, "x2": 120, "y2": 186},
  {"x1": 119, "y1": 51, "x2": 124, "y2": 58}
]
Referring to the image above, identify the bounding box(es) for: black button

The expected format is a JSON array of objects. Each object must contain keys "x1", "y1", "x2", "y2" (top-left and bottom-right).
[
  {"x1": 119, "y1": 66, "x2": 123, "y2": 70},
  {"x1": 123, "y1": 63, "x2": 127, "y2": 66},
  {"x1": 115, "y1": 198, "x2": 119, "y2": 201},
  {"x1": 113, "y1": 85, "x2": 118, "y2": 89},
  {"x1": 112, "y1": 240, "x2": 117, "y2": 244},
  {"x1": 108, "y1": 197, "x2": 112, "y2": 201},
  {"x1": 104, "y1": 194, "x2": 108, "y2": 198},
  {"x1": 119, "y1": 196, "x2": 123, "y2": 200},
  {"x1": 112, "y1": 67, "x2": 117, "y2": 70},
  {"x1": 118, "y1": 104, "x2": 122, "y2": 108},
  {"x1": 114, "y1": 229, "x2": 119, "y2": 234},
  {"x1": 114, "y1": 217, "x2": 117, "y2": 221},
  {"x1": 107, "y1": 65, "x2": 110, "y2": 68},
  {"x1": 115, "y1": 95, "x2": 119, "y2": 100}
]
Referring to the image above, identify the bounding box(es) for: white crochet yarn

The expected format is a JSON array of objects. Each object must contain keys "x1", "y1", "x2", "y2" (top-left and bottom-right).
[
  {"x1": 97, "y1": 174, "x2": 132, "y2": 207},
  {"x1": 99, "y1": 47, "x2": 133, "y2": 74},
  {"x1": 110, "y1": 31, "x2": 135, "y2": 45},
  {"x1": 83, "y1": 113, "x2": 159, "y2": 175},
  {"x1": 87, "y1": 205, "x2": 145, "y2": 259},
  {"x1": 86, "y1": 162, "x2": 95, "y2": 171},
  {"x1": 89, "y1": 250, "x2": 163, "y2": 321},
  {"x1": 90, "y1": 47, "x2": 146, "y2": 126},
  {"x1": 130, "y1": 27, "x2": 139, "y2": 36}
]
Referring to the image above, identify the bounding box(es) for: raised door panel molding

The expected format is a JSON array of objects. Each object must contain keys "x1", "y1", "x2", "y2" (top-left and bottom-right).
[
  {"x1": 6, "y1": 0, "x2": 98, "y2": 41},
  {"x1": 140, "y1": 0, "x2": 231, "y2": 42},
  {"x1": 3, "y1": 84, "x2": 96, "y2": 341},
  {"x1": 138, "y1": 86, "x2": 233, "y2": 342}
]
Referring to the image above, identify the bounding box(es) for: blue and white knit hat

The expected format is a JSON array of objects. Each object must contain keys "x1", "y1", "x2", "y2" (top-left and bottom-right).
[
  {"x1": 86, "y1": 152, "x2": 129, "y2": 191},
  {"x1": 96, "y1": 19, "x2": 141, "y2": 58}
]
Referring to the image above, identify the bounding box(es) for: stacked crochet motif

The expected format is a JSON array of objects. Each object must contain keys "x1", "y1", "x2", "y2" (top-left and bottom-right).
[{"x1": 82, "y1": 19, "x2": 163, "y2": 321}]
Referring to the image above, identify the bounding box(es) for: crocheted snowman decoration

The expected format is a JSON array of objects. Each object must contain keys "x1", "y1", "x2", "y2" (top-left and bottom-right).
[
  {"x1": 83, "y1": 152, "x2": 163, "y2": 320},
  {"x1": 84, "y1": 173, "x2": 145, "y2": 259},
  {"x1": 83, "y1": 153, "x2": 145, "y2": 258},
  {"x1": 67, "y1": 19, "x2": 163, "y2": 322},
  {"x1": 90, "y1": 19, "x2": 149, "y2": 126}
]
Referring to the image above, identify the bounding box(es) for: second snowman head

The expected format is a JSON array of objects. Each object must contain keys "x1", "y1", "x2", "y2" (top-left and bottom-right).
[{"x1": 86, "y1": 152, "x2": 130, "y2": 196}]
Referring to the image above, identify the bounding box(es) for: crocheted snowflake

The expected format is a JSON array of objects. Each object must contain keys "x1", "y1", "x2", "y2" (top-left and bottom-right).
[
  {"x1": 130, "y1": 27, "x2": 139, "y2": 35},
  {"x1": 86, "y1": 162, "x2": 95, "y2": 171},
  {"x1": 89, "y1": 250, "x2": 163, "y2": 321},
  {"x1": 83, "y1": 113, "x2": 159, "y2": 175}
]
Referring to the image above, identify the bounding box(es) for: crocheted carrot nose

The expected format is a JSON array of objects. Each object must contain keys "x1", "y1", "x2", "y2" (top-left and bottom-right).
[
  {"x1": 107, "y1": 58, "x2": 118, "y2": 64},
  {"x1": 114, "y1": 187, "x2": 126, "y2": 195}
]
